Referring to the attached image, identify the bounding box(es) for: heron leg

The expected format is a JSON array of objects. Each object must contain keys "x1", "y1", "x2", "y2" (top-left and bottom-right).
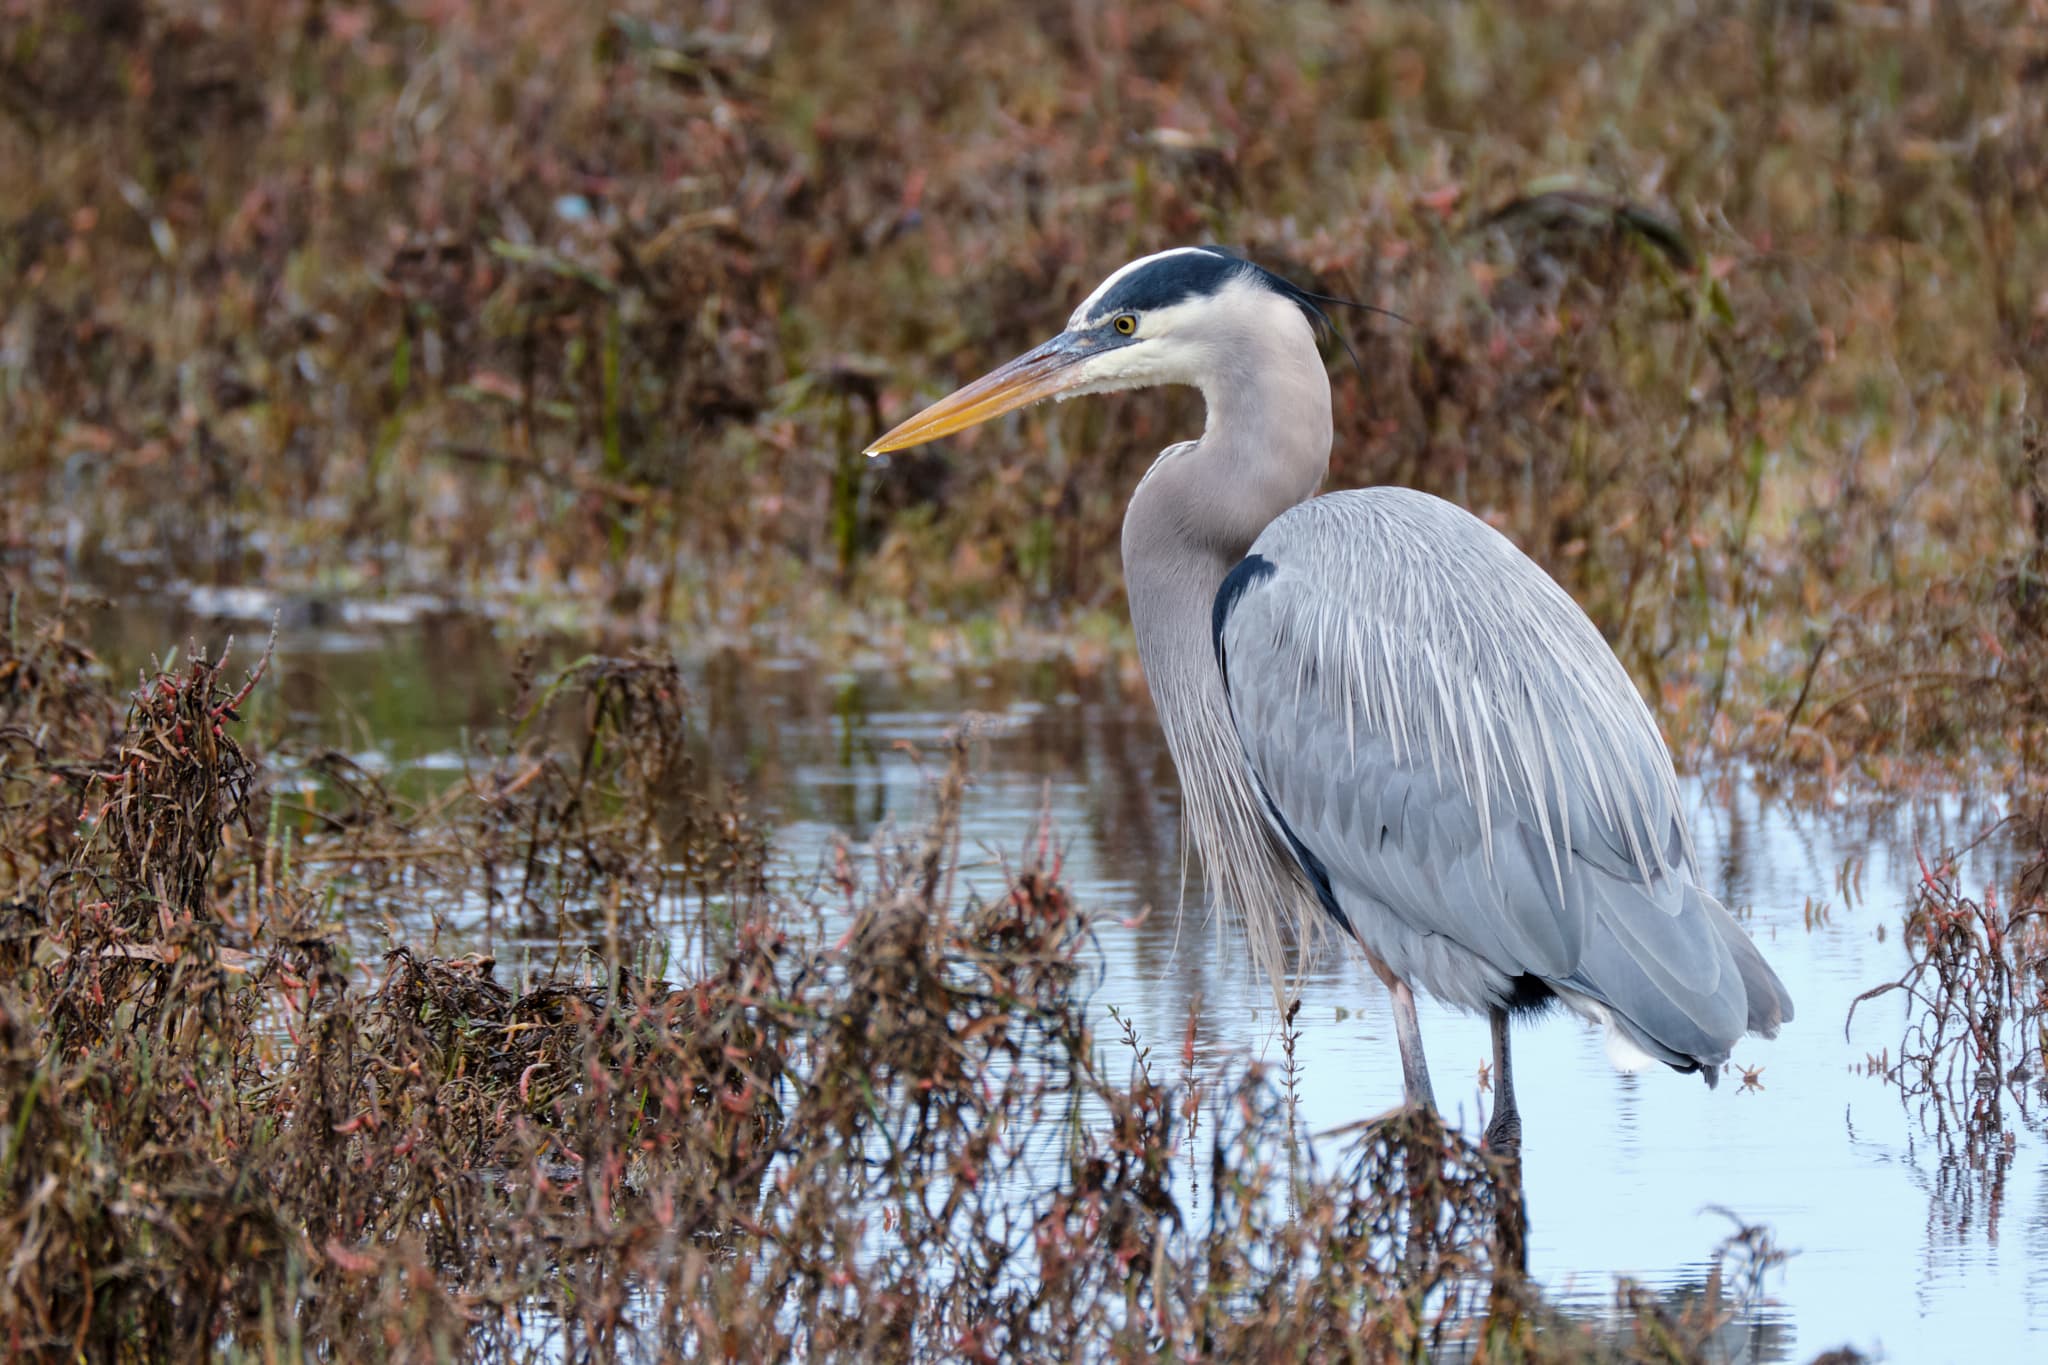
[
  {"x1": 1387, "y1": 979, "x2": 1438, "y2": 1109},
  {"x1": 1360, "y1": 949, "x2": 1436, "y2": 1109},
  {"x1": 1483, "y1": 1006, "x2": 1522, "y2": 1153}
]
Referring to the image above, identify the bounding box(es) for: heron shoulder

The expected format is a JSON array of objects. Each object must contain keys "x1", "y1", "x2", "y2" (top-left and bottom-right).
[
  {"x1": 1256, "y1": 487, "x2": 1541, "y2": 572},
  {"x1": 1244, "y1": 487, "x2": 1621, "y2": 670}
]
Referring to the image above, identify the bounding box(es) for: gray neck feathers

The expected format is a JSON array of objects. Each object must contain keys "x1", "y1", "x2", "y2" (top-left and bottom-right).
[{"x1": 1119, "y1": 298, "x2": 1333, "y2": 1000}]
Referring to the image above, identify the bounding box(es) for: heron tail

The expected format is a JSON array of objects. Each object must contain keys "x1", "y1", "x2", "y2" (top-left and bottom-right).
[{"x1": 1704, "y1": 893, "x2": 1795, "y2": 1038}]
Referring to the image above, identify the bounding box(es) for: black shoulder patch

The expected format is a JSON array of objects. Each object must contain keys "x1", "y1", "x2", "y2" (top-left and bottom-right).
[
  {"x1": 1210, "y1": 553, "x2": 1276, "y2": 687},
  {"x1": 1090, "y1": 248, "x2": 1246, "y2": 318}
]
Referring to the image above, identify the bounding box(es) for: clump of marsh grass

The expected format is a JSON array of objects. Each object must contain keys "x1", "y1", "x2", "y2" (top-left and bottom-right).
[{"x1": 0, "y1": 617, "x2": 295, "y2": 1357}]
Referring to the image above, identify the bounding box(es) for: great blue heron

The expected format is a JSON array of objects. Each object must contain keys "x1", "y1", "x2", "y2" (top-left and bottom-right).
[{"x1": 866, "y1": 247, "x2": 1793, "y2": 1148}]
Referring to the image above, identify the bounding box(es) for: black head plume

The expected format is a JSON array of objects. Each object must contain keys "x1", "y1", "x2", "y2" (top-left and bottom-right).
[{"x1": 1198, "y1": 245, "x2": 1406, "y2": 381}]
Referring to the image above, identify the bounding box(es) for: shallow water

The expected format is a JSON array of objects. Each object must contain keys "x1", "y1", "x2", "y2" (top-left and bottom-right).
[{"x1": 91, "y1": 585, "x2": 2047, "y2": 1363}]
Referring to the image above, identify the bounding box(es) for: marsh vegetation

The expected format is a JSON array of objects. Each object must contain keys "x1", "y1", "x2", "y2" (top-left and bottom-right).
[{"x1": 5, "y1": 0, "x2": 2048, "y2": 1359}]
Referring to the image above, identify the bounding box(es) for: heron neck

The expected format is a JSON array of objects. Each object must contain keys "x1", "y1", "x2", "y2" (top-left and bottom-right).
[
  {"x1": 1194, "y1": 310, "x2": 1334, "y2": 543},
  {"x1": 1130, "y1": 315, "x2": 1333, "y2": 567},
  {"x1": 1120, "y1": 306, "x2": 1332, "y2": 695},
  {"x1": 1117, "y1": 313, "x2": 1333, "y2": 995}
]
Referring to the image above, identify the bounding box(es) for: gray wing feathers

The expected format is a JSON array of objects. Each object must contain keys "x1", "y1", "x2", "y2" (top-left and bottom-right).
[{"x1": 1221, "y1": 488, "x2": 1792, "y2": 1066}]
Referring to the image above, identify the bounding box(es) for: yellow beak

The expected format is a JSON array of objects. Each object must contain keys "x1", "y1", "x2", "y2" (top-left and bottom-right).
[{"x1": 864, "y1": 332, "x2": 1098, "y2": 456}]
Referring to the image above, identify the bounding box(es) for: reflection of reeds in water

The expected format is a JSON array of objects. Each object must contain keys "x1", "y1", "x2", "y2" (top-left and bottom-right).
[
  {"x1": 1849, "y1": 808, "x2": 2048, "y2": 1129},
  {"x1": 1848, "y1": 799, "x2": 2047, "y2": 1252},
  {"x1": 0, "y1": 607, "x2": 1811, "y2": 1360}
]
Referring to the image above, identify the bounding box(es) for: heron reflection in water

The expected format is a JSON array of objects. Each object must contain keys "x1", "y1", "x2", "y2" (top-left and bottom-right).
[{"x1": 868, "y1": 247, "x2": 1791, "y2": 1151}]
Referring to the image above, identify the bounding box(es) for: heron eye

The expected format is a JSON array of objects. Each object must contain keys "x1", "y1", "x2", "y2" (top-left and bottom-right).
[{"x1": 1113, "y1": 314, "x2": 1137, "y2": 336}]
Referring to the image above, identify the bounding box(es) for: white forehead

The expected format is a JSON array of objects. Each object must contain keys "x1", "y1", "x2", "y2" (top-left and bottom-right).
[{"x1": 1067, "y1": 247, "x2": 1228, "y2": 329}]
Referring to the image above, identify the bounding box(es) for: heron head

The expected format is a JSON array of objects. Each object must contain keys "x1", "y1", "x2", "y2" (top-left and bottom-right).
[{"x1": 864, "y1": 247, "x2": 1338, "y2": 456}]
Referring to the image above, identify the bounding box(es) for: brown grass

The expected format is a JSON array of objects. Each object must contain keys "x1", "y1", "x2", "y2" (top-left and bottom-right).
[{"x1": 2, "y1": 1, "x2": 2045, "y2": 787}]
